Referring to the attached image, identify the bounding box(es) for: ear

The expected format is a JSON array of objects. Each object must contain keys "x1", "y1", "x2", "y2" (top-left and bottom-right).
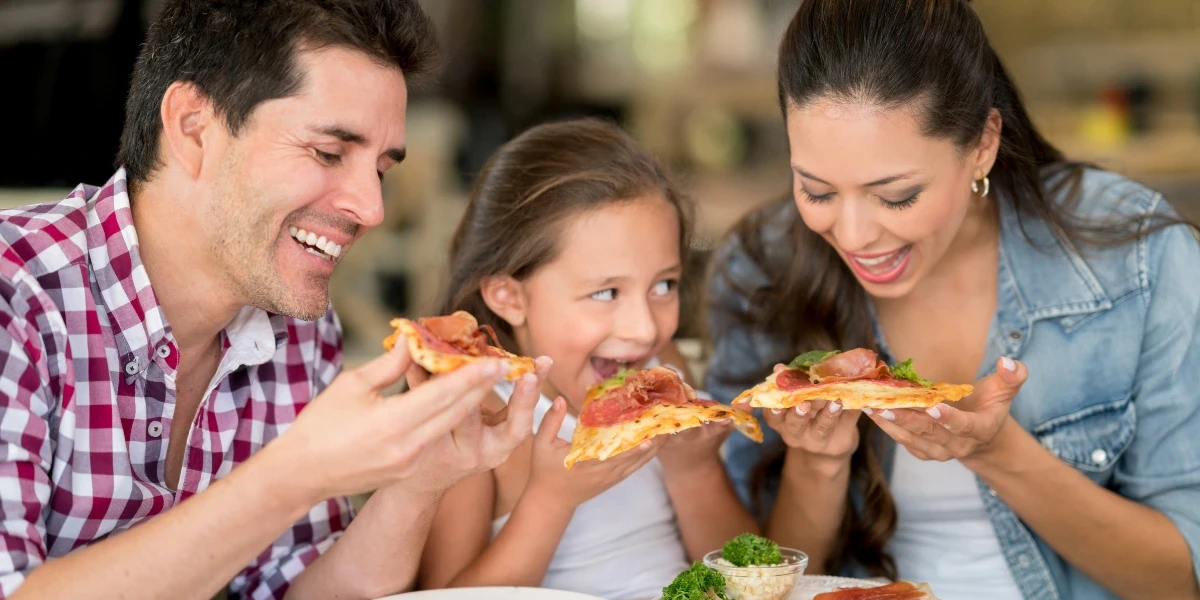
[
  {"x1": 480, "y1": 275, "x2": 527, "y2": 328},
  {"x1": 159, "y1": 81, "x2": 219, "y2": 181},
  {"x1": 972, "y1": 108, "x2": 1003, "y2": 180}
]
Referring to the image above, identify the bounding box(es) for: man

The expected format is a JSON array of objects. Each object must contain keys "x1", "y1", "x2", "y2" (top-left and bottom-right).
[{"x1": 0, "y1": 1, "x2": 548, "y2": 598}]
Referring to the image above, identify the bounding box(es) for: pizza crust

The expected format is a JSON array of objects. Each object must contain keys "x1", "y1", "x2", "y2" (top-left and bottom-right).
[
  {"x1": 734, "y1": 371, "x2": 973, "y2": 410},
  {"x1": 565, "y1": 402, "x2": 763, "y2": 469},
  {"x1": 383, "y1": 318, "x2": 535, "y2": 382}
]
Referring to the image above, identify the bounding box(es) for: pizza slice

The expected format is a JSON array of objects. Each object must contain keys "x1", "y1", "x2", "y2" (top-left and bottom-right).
[
  {"x1": 733, "y1": 348, "x2": 973, "y2": 411},
  {"x1": 565, "y1": 366, "x2": 763, "y2": 469},
  {"x1": 814, "y1": 581, "x2": 940, "y2": 599},
  {"x1": 382, "y1": 310, "x2": 535, "y2": 381}
]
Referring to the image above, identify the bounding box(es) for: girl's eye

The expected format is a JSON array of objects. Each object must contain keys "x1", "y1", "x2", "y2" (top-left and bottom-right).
[
  {"x1": 590, "y1": 288, "x2": 617, "y2": 301},
  {"x1": 881, "y1": 192, "x2": 920, "y2": 210},
  {"x1": 651, "y1": 279, "x2": 678, "y2": 296},
  {"x1": 315, "y1": 150, "x2": 342, "y2": 165},
  {"x1": 800, "y1": 187, "x2": 834, "y2": 204}
]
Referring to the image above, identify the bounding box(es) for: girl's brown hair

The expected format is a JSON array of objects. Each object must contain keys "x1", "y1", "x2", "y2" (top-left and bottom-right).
[
  {"x1": 437, "y1": 117, "x2": 693, "y2": 350},
  {"x1": 712, "y1": 0, "x2": 1194, "y2": 580}
]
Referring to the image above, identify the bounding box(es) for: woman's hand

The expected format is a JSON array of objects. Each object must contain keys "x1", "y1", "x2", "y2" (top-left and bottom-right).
[
  {"x1": 525, "y1": 398, "x2": 663, "y2": 509},
  {"x1": 864, "y1": 357, "x2": 1028, "y2": 464},
  {"x1": 751, "y1": 364, "x2": 863, "y2": 465}
]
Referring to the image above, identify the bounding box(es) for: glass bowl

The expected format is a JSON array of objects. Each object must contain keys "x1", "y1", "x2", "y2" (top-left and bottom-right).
[{"x1": 701, "y1": 547, "x2": 808, "y2": 600}]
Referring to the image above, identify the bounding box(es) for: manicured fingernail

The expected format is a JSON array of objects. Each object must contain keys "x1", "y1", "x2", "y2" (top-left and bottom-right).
[
  {"x1": 1000, "y1": 356, "x2": 1016, "y2": 372},
  {"x1": 879, "y1": 409, "x2": 896, "y2": 421},
  {"x1": 926, "y1": 405, "x2": 942, "y2": 419},
  {"x1": 795, "y1": 404, "x2": 808, "y2": 416},
  {"x1": 862, "y1": 407, "x2": 873, "y2": 415},
  {"x1": 828, "y1": 402, "x2": 842, "y2": 414},
  {"x1": 771, "y1": 409, "x2": 782, "y2": 415}
]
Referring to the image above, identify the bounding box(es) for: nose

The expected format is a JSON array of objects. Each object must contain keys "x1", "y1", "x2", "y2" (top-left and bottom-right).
[
  {"x1": 332, "y1": 168, "x2": 385, "y2": 228},
  {"x1": 831, "y1": 196, "x2": 883, "y2": 253},
  {"x1": 616, "y1": 297, "x2": 659, "y2": 347}
]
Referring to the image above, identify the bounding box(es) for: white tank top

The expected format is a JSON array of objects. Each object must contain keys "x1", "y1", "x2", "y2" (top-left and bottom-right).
[
  {"x1": 888, "y1": 445, "x2": 1023, "y2": 599},
  {"x1": 491, "y1": 359, "x2": 690, "y2": 600}
]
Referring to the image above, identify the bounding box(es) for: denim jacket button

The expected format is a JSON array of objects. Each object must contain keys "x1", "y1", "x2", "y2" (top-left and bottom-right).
[{"x1": 1091, "y1": 449, "x2": 1108, "y2": 464}]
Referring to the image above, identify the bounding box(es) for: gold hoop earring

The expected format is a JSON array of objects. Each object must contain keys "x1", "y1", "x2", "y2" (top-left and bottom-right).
[{"x1": 971, "y1": 176, "x2": 990, "y2": 198}]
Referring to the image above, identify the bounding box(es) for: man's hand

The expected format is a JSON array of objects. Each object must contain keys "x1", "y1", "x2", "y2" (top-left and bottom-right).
[
  {"x1": 400, "y1": 357, "x2": 553, "y2": 494},
  {"x1": 276, "y1": 342, "x2": 519, "y2": 502}
]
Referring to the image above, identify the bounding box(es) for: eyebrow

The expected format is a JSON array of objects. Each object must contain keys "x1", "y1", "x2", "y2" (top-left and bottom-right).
[
  {"x1": 792, "y1": 165, "x2": 918, "y2": 188},
  {"x1": 310, "y1": 125, "x2": 407, "y2": 163}
]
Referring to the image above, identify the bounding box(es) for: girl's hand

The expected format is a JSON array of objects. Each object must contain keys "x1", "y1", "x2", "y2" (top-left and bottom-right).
[
  {"x1": 864, "y1": 357, "x2": 1028, "y2": 463},
  {"x1": 525, "y1": 398, "x2": 662, "y2": 509},
  {"x1": 752, "y1": 364, "x2": 863, "y2": 465}
]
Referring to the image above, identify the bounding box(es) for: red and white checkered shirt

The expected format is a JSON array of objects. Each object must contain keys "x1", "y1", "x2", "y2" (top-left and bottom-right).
[{"x1": 0, "y1": 169, "x2": 352, "y2": 599}]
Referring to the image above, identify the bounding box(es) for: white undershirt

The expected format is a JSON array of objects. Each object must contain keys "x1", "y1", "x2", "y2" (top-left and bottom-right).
[{"x1": 888, "y1": 445, "x2": 1023, "y2": 599}]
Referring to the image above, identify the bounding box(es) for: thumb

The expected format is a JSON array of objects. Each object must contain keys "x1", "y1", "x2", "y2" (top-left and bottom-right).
[
  {"x1": 535, "y1": 397, "x2": 568, "y2": 446},
  {"x1": 353, "y1": 338, "x2": 413, "y2": 392},
  {"x1": 973, "y1": 357, "x2": 1028, "y2": 406}
]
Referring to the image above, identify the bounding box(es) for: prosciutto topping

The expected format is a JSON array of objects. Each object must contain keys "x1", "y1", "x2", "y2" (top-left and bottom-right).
[
  {"x1": 579, "y1": 368, "x2": 713, "y2": 428},
  {"x1": 776, "y1": 348, "x2": 916, "y2": 391},
  {"x1": 415, "y1": 312, "x2": 506, "y2": 357},
  {"x1": 808, "y1": 348, "x2": 892, "y2": 383},
  {"x1": 814, "y1": 582, "x2": 929, "y2": 600}
]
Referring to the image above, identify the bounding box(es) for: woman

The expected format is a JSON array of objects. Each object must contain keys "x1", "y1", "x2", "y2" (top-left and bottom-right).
[{"x1": 705, "y1": 1, "x2": 1200, "y2": 598}]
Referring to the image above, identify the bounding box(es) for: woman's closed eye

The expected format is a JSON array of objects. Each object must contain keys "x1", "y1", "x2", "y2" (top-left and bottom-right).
[
  {"x1": 799, "y1": 187, "x2": 834, "y2": 203},
  {"x1": 880, "y1": 191, "x2": 920, "y2": 210}
]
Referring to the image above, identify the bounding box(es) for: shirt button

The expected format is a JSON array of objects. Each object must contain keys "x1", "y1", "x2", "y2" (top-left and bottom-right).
[
  {"x1": 1091, "y1": 449, "x2": 1108, "y2": 465},
  {"x1": 124, "y1": 359, "x2": 139, "y2": 375},
  {"x1": 1008, "y1": 329, "x2": 1023, "y2": 341},
  {"x1": 1017, "y1": 554, "x2": 1033, "y2": 568},
  {"x1": 156, "y1": 345, "x2": 171, "y2": 359},
  {"x1": 147, "y1": 421, "x2": 163, "y2": 438}
]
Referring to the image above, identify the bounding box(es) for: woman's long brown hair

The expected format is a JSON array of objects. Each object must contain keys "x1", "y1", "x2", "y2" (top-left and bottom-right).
[
  {"x1": 437, "y1": 117, "x2": 693, "y2": 350},
  {"x1": 711, "y1": 0, "x2": 1196, "y2": 580}
]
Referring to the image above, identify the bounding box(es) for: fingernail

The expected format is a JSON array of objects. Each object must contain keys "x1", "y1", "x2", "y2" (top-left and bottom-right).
[
  {"x1": 520, "y1": 373, "x2": 536, "y2": 387},
  {"x1": 485, "y1": 362, "x2": 504, "y2": 378},
  {"x1": 862, "y1": 407, "x2": 873, "y2": 415},
  {"x1": 771, "y1": 409, "x2": 782, "y2": 415},
  {"x1": 794, "y1": 404, "x2": 807, "y2": 416},
  {"x1": 1000, "y1": 356, "x2": 1016, "y2": 372},
  {"x1": 926, "y1": 405, "x2": 942, "y2": 419},
  {"x1": 879, "y1": 409, "x2": 896, "y2": 421},
  {"x1": 537, "y1": 356, "x2": 554, "y2": 368},
  {"x1": 828, "y1": 402, "x2": 842, "y2": 414}
]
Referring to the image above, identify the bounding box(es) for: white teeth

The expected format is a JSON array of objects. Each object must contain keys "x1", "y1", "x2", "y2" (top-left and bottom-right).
[
  {"x1": 317, "y1": 236, "x2": 328, "y2": 251},
  {"x1": 289, "y1": 226, "x2": 297, "y2": 237},
  {"x1": 854, "y1": 254, "x2": 891, "y2": 267},
  {"x1": 305, "y1": 231, "x2": 318, "y2": 246},
  {"x1": 288, "y1": 227, "x2": 342, "y2": 261},
  {"x1": 332, "y1": 244, "x2": 343, "y2": 257}
]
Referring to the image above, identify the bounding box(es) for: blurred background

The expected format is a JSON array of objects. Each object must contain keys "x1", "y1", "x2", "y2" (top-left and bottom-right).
[{"x1": 2, "y1": 0, "x2": 1199, "y2": 376}]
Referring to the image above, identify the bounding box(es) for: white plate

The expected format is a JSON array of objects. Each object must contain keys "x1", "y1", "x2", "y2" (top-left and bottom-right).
[
  {"x1": 789, "y1": 575, "x2": 884, "y2": 599},
  {"x1": 378, "y1": 587, "x2": 605, "y2": 600}
]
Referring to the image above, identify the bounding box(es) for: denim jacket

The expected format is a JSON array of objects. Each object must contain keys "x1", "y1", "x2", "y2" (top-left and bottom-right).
[{"x1": 705, "y1": 169, "x2": 1200, "y2": 599}]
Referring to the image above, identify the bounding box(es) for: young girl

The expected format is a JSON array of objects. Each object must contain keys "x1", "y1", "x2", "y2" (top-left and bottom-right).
[{"x1": 417, "y1": 118, "x2": 757, "y2": 599}]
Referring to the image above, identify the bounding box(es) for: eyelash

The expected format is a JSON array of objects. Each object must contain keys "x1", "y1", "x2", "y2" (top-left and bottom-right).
[
  {"x1": 316, "y1": 149, "x2": 385, "y2": 181},
  {"x1": 799, "y1": 188, "x2": 920, "y2": 210},
  {"x1": 315, "y1": 149, "x2": 341, "y2": 165}
]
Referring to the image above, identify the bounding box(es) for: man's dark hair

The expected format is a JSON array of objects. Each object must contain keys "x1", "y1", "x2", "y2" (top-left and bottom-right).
[{"x1": 117, "y1": 0, "x2": 440, "y2": 185}]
